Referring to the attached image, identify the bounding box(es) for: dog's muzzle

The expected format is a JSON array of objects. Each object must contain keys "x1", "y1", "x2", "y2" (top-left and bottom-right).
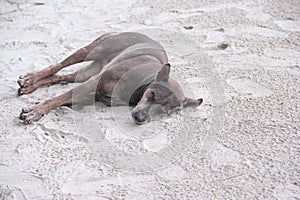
[{"x1": 132, "y1": 110, "x2": 149, "y2": 125}]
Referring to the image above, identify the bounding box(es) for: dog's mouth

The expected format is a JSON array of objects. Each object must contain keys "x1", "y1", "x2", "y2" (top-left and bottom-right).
[
  {"x1": 134, "y1": 118, "x2": 151, "y2": 125},
  {"x1": 134, "y1": 120, "x2": 147, "y2": 125}
]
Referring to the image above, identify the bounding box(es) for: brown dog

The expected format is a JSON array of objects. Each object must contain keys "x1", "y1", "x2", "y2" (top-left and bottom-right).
[{"x1": 18, "y1": 32, "x2": 203, "y2": 125}]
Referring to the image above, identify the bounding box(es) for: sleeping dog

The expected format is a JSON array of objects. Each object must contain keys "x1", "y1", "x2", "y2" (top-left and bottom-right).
[{"x1": 18, "y1": 32, "x2": 203, "y2": 125}]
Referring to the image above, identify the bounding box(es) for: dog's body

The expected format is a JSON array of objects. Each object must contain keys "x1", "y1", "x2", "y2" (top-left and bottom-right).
[{"x1": 18, "y1": 32, "x2": 202, "y2": 125}]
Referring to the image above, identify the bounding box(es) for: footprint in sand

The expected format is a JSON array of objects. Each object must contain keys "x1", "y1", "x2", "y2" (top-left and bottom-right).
[{"x1": 227, "y1": 77, "x2": 273, "y2": 98}]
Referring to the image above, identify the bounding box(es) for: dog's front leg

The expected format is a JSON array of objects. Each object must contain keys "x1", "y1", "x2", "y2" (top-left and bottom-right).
[{"x1": 19, "y1": 76, "x2": 100, "y2": 124}]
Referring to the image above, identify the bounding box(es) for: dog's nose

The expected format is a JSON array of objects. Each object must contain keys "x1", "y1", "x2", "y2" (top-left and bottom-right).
[{"x1": 132, "y1": 111, "x2": 147, "y2": 124}]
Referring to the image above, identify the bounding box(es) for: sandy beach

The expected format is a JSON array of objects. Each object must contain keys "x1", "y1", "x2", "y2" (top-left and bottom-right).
[{"x1": 0, "y1": 0, "x2": 299, "y2": 199}]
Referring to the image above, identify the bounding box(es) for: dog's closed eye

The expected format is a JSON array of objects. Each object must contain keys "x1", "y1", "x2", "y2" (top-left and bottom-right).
[{"x1": 147, "y1": 91, "x2": 155, "y2": 102}]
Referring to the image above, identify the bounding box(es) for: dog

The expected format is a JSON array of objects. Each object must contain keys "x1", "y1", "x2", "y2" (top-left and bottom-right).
[{"x1": 18, "y1": 32, "x2": 203, "y2": 125}]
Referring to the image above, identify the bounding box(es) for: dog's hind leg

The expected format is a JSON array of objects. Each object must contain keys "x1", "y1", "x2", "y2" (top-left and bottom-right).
[
  {"x1": 19, "y1": 75, "x2": 100, "y2": 124},
  {"x1": 18, "y1": 61, "x2": 103, "y2": 95},
  {"x1": 17, "y1": 33, "x2": 112, "y2": 88}
]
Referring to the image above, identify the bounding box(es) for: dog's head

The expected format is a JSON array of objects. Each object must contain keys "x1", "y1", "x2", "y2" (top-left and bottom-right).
[{"x1": 132, "y1": 63, "x2": 203, "y2": 125}]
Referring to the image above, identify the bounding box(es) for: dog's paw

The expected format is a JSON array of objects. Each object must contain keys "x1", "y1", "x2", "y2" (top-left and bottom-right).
[
  {"x1": 17, "y1": 73, "x2": 38, "y2": 88},
  {"x1": 19, "y1": 107, "x2": 44, "y2": 124},
  {"x1": 18, "y1": 86, "x2": 36, "y2": 96}
]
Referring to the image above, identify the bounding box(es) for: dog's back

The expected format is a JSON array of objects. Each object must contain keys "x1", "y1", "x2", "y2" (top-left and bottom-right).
[{"x1": 87, "y1": 32, "x2": 167, "y2": 64}]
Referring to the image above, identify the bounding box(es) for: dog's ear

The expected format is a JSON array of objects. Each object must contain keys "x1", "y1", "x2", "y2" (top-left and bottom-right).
[
  {"x1": 156, "y1": 63, "x2": 171, "y2": 81},
  {"x1": 183, "y1": 98, "x2": 203, "y2": 107}
]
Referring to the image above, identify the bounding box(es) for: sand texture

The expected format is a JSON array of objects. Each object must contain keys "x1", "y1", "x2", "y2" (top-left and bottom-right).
[{"x1": 0, "y1": 0, "x2": 299, "y2": 199}]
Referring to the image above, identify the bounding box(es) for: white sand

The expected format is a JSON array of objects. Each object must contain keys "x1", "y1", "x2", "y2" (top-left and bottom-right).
[{"x1": 0, "y1": 0, "x2": 299, "y2": 199}]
